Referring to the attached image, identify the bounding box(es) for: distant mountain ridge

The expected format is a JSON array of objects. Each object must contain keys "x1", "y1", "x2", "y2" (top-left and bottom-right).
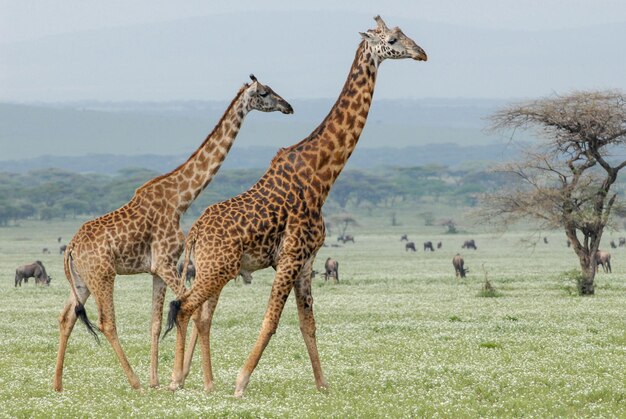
[
  {"x1": 0, "y1": 142, "x2": 523, "y2": 175},
  {"x1": 0, "y1": 98, "x2": 523, "y2": 161}
]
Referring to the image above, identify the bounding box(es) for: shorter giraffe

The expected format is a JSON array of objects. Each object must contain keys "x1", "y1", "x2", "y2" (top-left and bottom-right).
[
  {"x1": 164, "y1": 16, "x2": 426, "y2": 396},
  {"x1": 53, "y1": 75, "x2": 293, "y2": 391}
]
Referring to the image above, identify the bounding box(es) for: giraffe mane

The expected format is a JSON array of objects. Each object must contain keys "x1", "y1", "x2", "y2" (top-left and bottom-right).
[{"x1": 135, "y1": 83, "x2": 249, "y2": 194}]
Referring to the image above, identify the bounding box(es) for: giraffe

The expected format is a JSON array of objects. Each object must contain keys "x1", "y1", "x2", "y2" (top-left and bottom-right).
[
  {"x1": 52, "y1": 75, "x2": 293, "y2": 392},
  {"x1": 163, "y1": 15, "x2": 427, "y2": 396}
]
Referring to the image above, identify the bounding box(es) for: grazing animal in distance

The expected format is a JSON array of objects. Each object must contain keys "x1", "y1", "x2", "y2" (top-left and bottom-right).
[
  {"x1": 452, "y1": 254, "x2": 468, "y2": 278},
  {"x1": 543, "y1": 237, "x2": 548, "y2": 244},
  {"x1": 162, "y1": 15, "x2": 427, "y2": 397},
  {"x1": 59, "y1": 245, "x2": 67, "y2": 255},
  {"x1": 52, "y1": 76, "x2": 294, "y2": 392},
  {"x1": 610, "y1": 240, "x2": 617, "y2": 249},
  {"x1": 620, "y1": 237, "x2": 626, "y2": 247},
  {"x1": 42, "y1": 248, "x2": 51, "y2": 254},
  {"x1": 15, "y1": 261, "x2": 51, "y2": 287},
  {"x1": 400, "y1": 234, "x2": 408, "y2": 242},
  {"x1": 405, "y1": 242, "x2": 416, "y2": 252},
  {"x1": 462, "y1": 239, "x2": 477, "y2": 250},
  {"x1": 595, "y1": 250, "x2": 612, "y2": 273},
  {"x1": 567, "y1": 240, "x2": 571, "y2": 248},
  {"x1": 338, "y1": 234, "x2": 355, "y2": 243},
  {"x1": 324, "y1": 258, "x2": 339, "y2": 282},
  {"x1": 177, "y1": 261, "x2": 196, "y2": 284},
  {"x1": 437, "y1": 241, "x2": 442, "y2": 249},
  {"x1": 423, "y1": 241, "x2": 434, "y2": 252},
  {"x1": 58, "y1": 237, "x2": 62, "y2": 243}
]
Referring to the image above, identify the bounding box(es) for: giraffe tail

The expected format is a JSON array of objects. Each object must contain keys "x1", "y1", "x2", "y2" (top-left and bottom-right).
[
  {"x1": 64, "y1": 248, "x2": 100, "y2": 344},
  {"x1": 163, "y1": 230, "x2": 197, "y2": 340}
]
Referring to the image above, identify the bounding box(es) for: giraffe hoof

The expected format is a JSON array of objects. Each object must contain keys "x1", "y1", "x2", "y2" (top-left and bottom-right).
[
  {"x1": 204, "y1": 382, "x2": 215, "y2": 392},
  {"x1": 234, "y1": 372, "x2": 250, "y2": 398},
  {"x1": 317, "y1": 381, "x2": 330, "y2": 392},
  {"x1": 168, "y1": 381, "x2": 182, "y2": 392}
]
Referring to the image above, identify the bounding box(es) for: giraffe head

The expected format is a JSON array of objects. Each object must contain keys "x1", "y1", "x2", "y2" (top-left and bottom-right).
[
  {"x1": 359, "y1": 15, "x2": 427, "y2": 63},
  {"x1": 244, "y1": 74, "x2": 294, "y2": 114}
]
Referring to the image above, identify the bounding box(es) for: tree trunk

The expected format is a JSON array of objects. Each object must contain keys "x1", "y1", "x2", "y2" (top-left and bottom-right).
[{"x1": 579, "y1": 259, "x2": 596, "y2": 295}]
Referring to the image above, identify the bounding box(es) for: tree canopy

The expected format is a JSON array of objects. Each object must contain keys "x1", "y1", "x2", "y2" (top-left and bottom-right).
[{"x1": 480, "y1": 90, "x2": 626, "y2": 294}]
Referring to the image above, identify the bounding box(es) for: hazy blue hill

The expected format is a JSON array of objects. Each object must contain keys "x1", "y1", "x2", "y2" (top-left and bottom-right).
[
  {"x1": 0, "y1": 98, "x2": 515, "y2": 162},
  {"x1": 0, "y1": 142, "x2": 523, "y2": 175}
]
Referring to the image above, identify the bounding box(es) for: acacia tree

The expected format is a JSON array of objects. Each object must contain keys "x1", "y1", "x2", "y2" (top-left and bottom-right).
[{"x1": 480, "y1": 91, "x2": 626, "y2": 295}]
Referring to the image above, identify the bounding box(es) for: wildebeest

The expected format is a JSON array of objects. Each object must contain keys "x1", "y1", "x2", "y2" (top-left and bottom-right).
[
  {"x1": 59, "y1": 244, "x2": 67, "y2": 255},
  {"x1": 177, "y1": 261, "x2": 196, "y2": 284},
  {"x1": 566, "y1": 239, "x2": 571, "y2": 248},
  {"x1": 595, "y1": 250, "x2": 612, "y2": 273},
  {"x1": 610, "y1": 240, "x2": 617, "y2": 249},
  {"x1": 42, "y1": 247, "x2": 51, "y2": 254},
  {"x1": 324, "y1": 258, "x2": 339, "y2": 282},
  {"x1": 543, "y1": 237, "x2": 549, "y2": 244},
  {"x1": 15, "y1": 261, "x2": 51, "y2": 287},
  {"x1": 620, "y1": 237, "x2": 626, "y2": 247},
  {"x1": 405, "y1": 242, "x2": 416, "y2": 252},
  {"x1": 423, "y1": 241, "x2": 434, "y2": 252},
  {"x1": 239, "y1": 271, "x2": 253, "y2": 284},
  {"x1": 338, "y1": 234, "x2": 355, "y2": 243},
  {"x1": 57, "y1": 237, "x2": 62, "y2": 243},
  {"x1": 452, "y1": 254, "x2": 468, "y2": 278},
  {"x1": 437, "y1": 241, "x2": 442, "y2": 249},
  {"x1": 400, "y1": 234, "x2": 408, "y2": 242},
  {"x1": 462, "y1": 239, "x2": 477, "y2": 250}
]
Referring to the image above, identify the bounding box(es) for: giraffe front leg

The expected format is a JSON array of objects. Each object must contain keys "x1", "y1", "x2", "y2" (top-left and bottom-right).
[
  {"x1": 149, "y1": 276, "x2": 167, "y2": 388},
  {"x1": 168, "y1": 307, "x2": 191, "y2": 391},
  {"x1": 234, "y1": 264, "x2": 299, "y2": 398},
  {"x1": 95, "y1": 279, "x2": 141, "y2": 390},
  {"x1": 182, "y1": 321, "x2": 199, "y2": 381},
  {"x1": 294, "y1": 262, "x2": 328, "y2": 391},
  {"x1": 154, "y1": 261, "x2": 186, "y2": 298}
]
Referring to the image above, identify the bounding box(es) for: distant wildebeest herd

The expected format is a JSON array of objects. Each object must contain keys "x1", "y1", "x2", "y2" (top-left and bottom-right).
[{"x1": 400, "y1": 234, "x2": 617, "y2": 278}]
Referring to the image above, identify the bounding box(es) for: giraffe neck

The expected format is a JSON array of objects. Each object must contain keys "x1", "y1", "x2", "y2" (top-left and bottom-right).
[
  {"x1": 281, "y1": 41, "x2": 378, "y2": 203},
  {"x1": 137, "y1": 86, "x2": 249, "y2": 215}
]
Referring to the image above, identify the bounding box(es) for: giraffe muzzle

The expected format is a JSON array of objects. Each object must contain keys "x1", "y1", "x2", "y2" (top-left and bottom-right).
[{"x1": 411, "y1": 47, "x2": 428, "y2": 62}]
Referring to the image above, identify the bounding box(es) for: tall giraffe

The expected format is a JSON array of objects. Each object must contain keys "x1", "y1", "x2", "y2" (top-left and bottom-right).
[
  {"x1": 164, "y1": 16, "x2": 426, "y2": 396},
  {"x1": 52, "y1": 76, "x2": 293, "y2": 392}
]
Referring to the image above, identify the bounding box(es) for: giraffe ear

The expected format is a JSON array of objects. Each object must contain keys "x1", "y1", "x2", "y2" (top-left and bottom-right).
[{"x1": 360, "y1": 31, "x2": 380, "y2": 44}]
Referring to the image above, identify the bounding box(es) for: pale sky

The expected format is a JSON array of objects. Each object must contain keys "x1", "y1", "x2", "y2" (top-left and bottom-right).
[
  {"x1": 1, "y1": 0, "x2": 625, "y2": 101},
  {"x1": 2, "y1": 0, "x2": 625, "y2": 42}
]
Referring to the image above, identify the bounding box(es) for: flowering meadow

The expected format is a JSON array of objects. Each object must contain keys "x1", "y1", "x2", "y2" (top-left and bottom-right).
[{"x1": 0, "y1": 219, "x2": 625, "y2": 417}]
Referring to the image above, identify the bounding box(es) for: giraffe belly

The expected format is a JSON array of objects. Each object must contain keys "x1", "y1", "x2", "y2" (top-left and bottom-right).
[{"x1": 240, "y1": 251, "x2": 271, "y2": 273}]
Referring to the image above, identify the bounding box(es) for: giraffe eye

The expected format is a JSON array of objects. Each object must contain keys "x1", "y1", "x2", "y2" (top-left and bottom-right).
[
  {"x1": 388, "y1": 37, "x2": 397, "y2": 45},
  {"x1": 259, "y1": 91, "x2": 269, "y2": 98}
]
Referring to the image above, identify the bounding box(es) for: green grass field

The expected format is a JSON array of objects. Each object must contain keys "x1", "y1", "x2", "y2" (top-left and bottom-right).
[{"x1": 0, "y1": 217, "x2": 625, "y2": 417}]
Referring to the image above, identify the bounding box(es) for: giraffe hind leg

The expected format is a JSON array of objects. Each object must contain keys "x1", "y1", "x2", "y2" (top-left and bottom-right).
[{"x1": 53, "y1": 284, "x2": 91, "y2": 391}]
